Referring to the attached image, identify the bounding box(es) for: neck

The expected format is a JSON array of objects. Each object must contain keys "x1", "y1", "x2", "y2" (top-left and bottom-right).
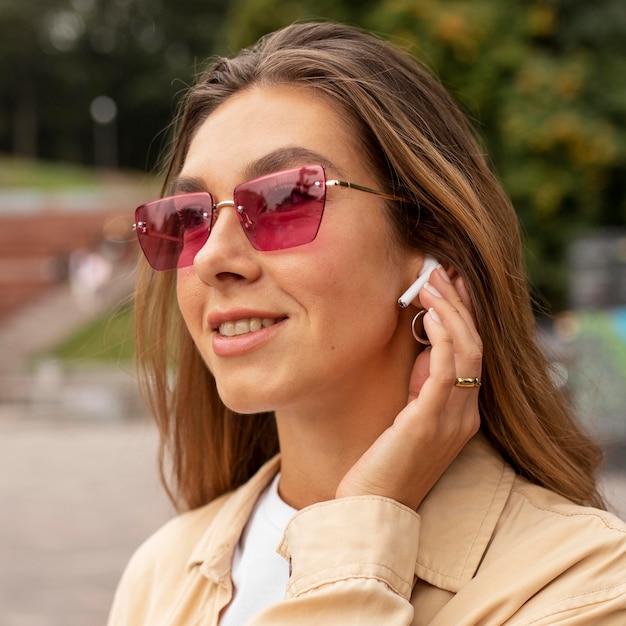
[{"x1": 274, "y1": 381, "x2": 409, "y2": 509}]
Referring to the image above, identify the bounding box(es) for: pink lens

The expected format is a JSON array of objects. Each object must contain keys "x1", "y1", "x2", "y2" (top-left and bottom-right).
[
  {"x1": 134, "y1": 165, "x2": 327, "y2": 270},
  {"x1": 233, "y1": 165, "x2": 326, "y2": 251},
  {"x1": 135, "y1": 193, "x2": 213, "y2": 271}
]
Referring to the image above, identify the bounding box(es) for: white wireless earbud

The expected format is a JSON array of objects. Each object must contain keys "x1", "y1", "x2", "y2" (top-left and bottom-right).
[{"x1": 397, "y1": 255, "x2": 440, "y2": 308}]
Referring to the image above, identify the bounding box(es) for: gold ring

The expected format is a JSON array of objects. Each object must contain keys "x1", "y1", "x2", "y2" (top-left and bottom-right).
[{"x1": 455, "y1": 377, "x2": 481, "y2": 388}]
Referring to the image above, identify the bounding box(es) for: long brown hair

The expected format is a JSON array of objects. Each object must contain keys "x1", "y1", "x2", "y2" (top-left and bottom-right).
[{"x1": 135, "y1": 21, "x2": 605, "y2": 511}]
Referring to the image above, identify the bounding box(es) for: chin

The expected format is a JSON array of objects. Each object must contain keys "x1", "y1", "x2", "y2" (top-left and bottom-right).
[
  {"x1": 224, "y1": 403, "x2": 274, "y2": 416},
  {"x1": 217, "y1": 386, "x2": 275, "y2": 416}
]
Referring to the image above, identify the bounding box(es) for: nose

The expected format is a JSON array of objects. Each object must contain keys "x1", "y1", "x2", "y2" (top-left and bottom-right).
[{"x1": 192, "y1": 200, "x2": 262, "y2": 287}]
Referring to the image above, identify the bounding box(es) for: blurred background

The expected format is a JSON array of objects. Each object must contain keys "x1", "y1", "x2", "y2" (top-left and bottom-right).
[{"x1": 1, "y1": 0, "x2": 625, "y2": 624}]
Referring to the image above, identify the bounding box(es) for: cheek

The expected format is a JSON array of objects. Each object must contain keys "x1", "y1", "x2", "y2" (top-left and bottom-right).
[
  {"x1": 176, "y1": 270, "x2": 204, "y2": 336},
  {"x1": 294, "y1": 237, "x2": 403, "y2": 339}
]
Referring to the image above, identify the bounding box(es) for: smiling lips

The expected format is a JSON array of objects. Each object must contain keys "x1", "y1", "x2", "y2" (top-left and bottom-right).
[{"x1": 218, "y1": 317, "x2": 281, "y2": 337}]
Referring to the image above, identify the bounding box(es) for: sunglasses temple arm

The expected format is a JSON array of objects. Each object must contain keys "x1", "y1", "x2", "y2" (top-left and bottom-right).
[
  {"x1": 326, "y1": 179, "x2": 406, "y2": 203},
  {"x1": 133, "y1": 225, "x2": 182, "y2": 243}
]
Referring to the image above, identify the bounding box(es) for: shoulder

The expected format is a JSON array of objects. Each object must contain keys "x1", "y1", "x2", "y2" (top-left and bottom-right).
[
  {"x1": 107, "y1": 494, "x2": 235, "y2": 626},
  {"x1": 143, "y1": 495, "x2": 231, "y2": 553},
  {"x1": 507, "y1": 474, "x2": 626, "y2": 541},
  {"x1": 121, "y1": 492, "x2": 233, "y2": 583},
  {"x1": 436, "y1": 471, "x2": 626, "y2": 623},
  {"x1": 108, "y1": 456, "x2": 281, "y2": 625},
  {"x1": 491, "y1": 473, "x2": 626, "y2": 570},
  {"x1": 486, "y1": 475, "x2": 626, "y2": 611},
  {"x1": 123, "y1": 455, "x2": 282, "y2": 579}
]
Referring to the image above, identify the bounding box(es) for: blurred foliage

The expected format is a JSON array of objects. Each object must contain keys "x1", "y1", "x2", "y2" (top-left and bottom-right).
[
  {"x1": 0, "y1": 0, "x2": 228, "y2": 169},
  {"x1": 1, "y1": 0, "x2": 625, "y2": 309},
  {"x1": 216, "y1": 0, "x2": 380, "y2": 48}
]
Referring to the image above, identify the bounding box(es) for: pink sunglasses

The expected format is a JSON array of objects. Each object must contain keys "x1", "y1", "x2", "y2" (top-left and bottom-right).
[{"x1": 134, "y1": 164, "x2": 405, "y2": 271}]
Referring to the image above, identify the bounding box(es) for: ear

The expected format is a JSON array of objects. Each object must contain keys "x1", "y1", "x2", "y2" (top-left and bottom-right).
[
  {"x1": 411, "y1": 254, "x2": 456, "y2": 282},
  {"x1": 404, "y1": 252, "x2": 429, "y2": 282},
  {"x1": 397, "y1": 252, "x2": 436, "y2": 309}
]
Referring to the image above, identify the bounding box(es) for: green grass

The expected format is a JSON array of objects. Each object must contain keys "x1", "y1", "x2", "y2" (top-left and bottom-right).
[
  {"x1": 0, "y1": 155, "x2": 102, "y2": 189},
  {"x1": 43, "y1": 303, "x2": 135, "y2": 365},
  {"x1": 0, "y1": 154, "x2": 154, "y2": 191}
]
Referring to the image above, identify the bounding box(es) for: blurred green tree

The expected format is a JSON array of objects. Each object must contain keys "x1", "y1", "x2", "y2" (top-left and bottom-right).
[{"x1": 0, "y1": 0, "x2": 229, "y2": 169}]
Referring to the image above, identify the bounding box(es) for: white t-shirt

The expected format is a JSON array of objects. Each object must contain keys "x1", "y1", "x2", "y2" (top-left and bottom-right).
[{"x1": 220, "y1": 472, "x2": 297, "y2": 625}]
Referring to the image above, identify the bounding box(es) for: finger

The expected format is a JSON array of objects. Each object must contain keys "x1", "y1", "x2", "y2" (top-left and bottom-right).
[
  {"x1": 407, "y1": 309, "x2": 455, "y2": 412},
  {"x1": 407, "y1": 345, "x2": 431, "y2": 402},
  {"x1": 454, "y1": 274, "x2": 473, "y2": 313},
  {"x1": 422, "y1": 298, "x2": 483, "y2": 410},
  {"x1": 453, "y1": 275, "x2": 482, "y2": 346},
  {"x1": 424, "y1": 266, "x2": 476, "y2": 334},
  {"x1": 419, "y1": 308, "x2": 481, "y2": 438},
  {"x1": 422, "y1": 286, "x2": 482, "y2": 372},
  {"x1": 419, "y1": 270, "x2": 483, "y2": 363}
]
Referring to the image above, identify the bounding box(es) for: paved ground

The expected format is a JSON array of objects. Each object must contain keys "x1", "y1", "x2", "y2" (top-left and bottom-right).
[
  {"x1": 0, "y1": 409, "x2": 173, "y2": 626},
  {"x1": 0, "y1": 403, "x2": 625, "y2": 626}
]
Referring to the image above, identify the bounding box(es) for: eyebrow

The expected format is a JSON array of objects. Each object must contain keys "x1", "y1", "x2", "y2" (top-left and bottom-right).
[
  {"x1": 171, "y1": 146, "x2": 343, "y2": 196},
  {"x1": 170, "y1": 175, "x2": 207, "y2": 195}
]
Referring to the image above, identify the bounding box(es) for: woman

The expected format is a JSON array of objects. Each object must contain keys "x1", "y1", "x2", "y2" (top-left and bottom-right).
[{"x1": 109, "y1": 21, "x2": 626, "y2": 625}]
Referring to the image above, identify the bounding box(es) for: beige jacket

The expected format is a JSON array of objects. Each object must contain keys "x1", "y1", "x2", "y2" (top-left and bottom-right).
[{"x1": 108, "y1": 435, "x2": 626, "y2": 625}]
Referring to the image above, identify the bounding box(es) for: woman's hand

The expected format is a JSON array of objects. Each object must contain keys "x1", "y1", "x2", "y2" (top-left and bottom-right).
[{"x1": 336, "y1": 265, "x2": 482, "y2": 510}]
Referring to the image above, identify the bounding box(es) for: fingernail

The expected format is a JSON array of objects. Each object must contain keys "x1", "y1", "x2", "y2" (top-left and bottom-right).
[
  {"x1": 437, "y1": 265, "x2": 451, "y2": 283},
  {"x1": 424, "y1": 282, "x2": 443, "y2": 298},
  {"x1": 428, "y1": 307, "x2": 442, "y2": 324}
]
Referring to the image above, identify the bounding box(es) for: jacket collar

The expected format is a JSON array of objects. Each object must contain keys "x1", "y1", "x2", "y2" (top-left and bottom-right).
[
  {"x1": 414, "y1": 434, "x2": 515, "y2": 591},
  {"x1": 188, "y1": 435, "x2": 514, "y2": 593},
  {"x1": 188, "y1": 455, "x2": 281, "y2": 585}
]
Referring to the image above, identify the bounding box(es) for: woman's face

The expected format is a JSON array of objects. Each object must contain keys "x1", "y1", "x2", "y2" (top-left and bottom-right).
[{"x1": 176, "y1": 85, "x2": 423, "y2": 415}]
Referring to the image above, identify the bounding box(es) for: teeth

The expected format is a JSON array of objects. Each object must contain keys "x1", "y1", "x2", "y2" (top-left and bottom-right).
[
  {"x1": 235, "y1": 319, "x2": 249, "y2": 335},
  {"x1": 219, "y1": 317, "x2": 277, "y2": 337}
]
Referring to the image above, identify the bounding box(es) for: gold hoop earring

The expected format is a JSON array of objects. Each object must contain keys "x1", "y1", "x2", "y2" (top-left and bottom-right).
[{"x1": 411, "y1": 309, "x2": 431, "y2": 345}]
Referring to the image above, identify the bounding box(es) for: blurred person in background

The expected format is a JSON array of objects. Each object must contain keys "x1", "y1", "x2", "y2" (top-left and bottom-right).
[{"x1": 109, "y1": 21, "x2": 626, "y2": 625}]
